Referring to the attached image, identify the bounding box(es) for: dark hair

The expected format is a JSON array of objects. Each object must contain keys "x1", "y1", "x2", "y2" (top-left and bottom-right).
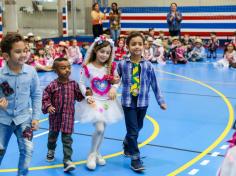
[
  {"x1": 210, "y1": 32, "x2": 216, "y2": 35},
  {"x1": 52, "y1": 57, "x2": 69, "y2": 70},
  {"x1": 1, "y1": 33, "x2": 24, "y2": 54},
  {"x1": 170, "y1": 2, "x2": 178, "y2": 7},
  {"x1": 148, "y1": 28, "x2": 154, "y2": 32},
  {"x1": 223, "y1": 42, "x2": 236, "y2": 56},
  {"x1": 35, "y1": 47, "x2": 45, "y2": 56},
  {"x1": 111, "y1": 2, "x2": 118, "y2": 14},
  {"x1": 92, "y1": 3, "x2": 99, "y2": 11},
  {"x1": 126, "y1": 31, "x2": 145, "y2": 46}
]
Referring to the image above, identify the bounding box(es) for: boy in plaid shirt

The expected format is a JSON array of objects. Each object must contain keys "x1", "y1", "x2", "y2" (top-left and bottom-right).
[{"x1": 42, "y1": 57, "x2": 84, "y2": 172}]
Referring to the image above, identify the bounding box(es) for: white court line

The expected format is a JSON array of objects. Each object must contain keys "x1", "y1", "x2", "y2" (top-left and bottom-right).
[
  {"x1": 220, "y1": 145, "x2": 229, "y2": 150},
  {"x1": 211, "y1": 152, "x2": 220, "y2": 157},
  {"x1": 34, "y1": 131, "x2": 49, "y2": 138},
  {"x1": 200, "y1": 160, "x2": 210, "y2": 166},
  {"x1": 33, "y1": 121, "x2": 80, "y2": 138},
  {"x1": 188, "y1": 169, "x2": 199, "y2": 175}
]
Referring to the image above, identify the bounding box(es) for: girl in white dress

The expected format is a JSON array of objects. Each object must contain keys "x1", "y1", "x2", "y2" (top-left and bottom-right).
[{"x1": 78, "y1": 35, "x2": 123, "y2": 170}]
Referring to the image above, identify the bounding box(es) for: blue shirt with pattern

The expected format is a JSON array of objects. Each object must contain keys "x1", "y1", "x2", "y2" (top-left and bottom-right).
[
  {"x1": 0, "y1": 64, "x2": 42, "y2": 126},
  {"x1": 117, "y1": 57, "x2": 165, "y2": 107}
]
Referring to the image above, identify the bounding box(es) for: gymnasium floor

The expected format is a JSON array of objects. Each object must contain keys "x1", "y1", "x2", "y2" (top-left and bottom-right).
[{"x1": 0, "y1": 57, "x2": 235, "y2": 176}]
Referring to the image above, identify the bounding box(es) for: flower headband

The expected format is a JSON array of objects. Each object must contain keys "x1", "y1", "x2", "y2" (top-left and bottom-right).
[{"x1": 95, "y1": 35, "x2": 114, "y2": 47}]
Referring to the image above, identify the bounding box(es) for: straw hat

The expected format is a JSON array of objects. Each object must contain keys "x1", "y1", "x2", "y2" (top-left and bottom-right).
[
  {"x1": 194, "y1": 38, "x2": 203, "y2": 44},
  {"x1": 58, "y1": 41, "x2": 67, "y2": 47},
  {"x1": 35, "y1": 36, "x2": 42, "y2": 42},
  {"x1": 171, "y1": 36, "x2": 179, "y2": 42}
]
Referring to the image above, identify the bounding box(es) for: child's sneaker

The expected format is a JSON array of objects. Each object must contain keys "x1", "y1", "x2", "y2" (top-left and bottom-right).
[
  {"x1": 96, "y1": 152, "x2": 106, "y2": 166},
  {"x1": 46, "y1": 150, "x2": 55, "y2": 162},
  {"x1": 64, "y1": 160, "x2": 76, "y2": 172},
  {"x1": 130, "y1": 158, "x2": 145, "y2": 172},
  {"x1": 86, "y1": 152, "x2": 96, "y2": 170}
]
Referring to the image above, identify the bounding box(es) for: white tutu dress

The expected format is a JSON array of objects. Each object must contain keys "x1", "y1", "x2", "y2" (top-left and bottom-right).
[{"x1": 76, "y1": 63, "x2": 123, "y2": 124}]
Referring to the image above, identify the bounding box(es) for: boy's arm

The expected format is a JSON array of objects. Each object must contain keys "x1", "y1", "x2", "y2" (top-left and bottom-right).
[
  {"x1": 41, "y1": 84, "x2": 52, "y2": 114},
  {"x1": 150, "y1": 65, "x2": 166, "y2": 106},
  {"x1": 31, "y1": 69, "x2": 42, "y2": 120}
]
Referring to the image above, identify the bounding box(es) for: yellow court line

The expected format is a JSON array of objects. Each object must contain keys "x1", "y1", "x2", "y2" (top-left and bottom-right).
[
  {"x1": 39, "y1": 118, "x2": 48, "y2": 123},
  {"x1": 0, "y1": 115, "x2": 159, "y2": 172},
  {"x1": 156, "y1": 70, "x2": 234, "y2": 176}
]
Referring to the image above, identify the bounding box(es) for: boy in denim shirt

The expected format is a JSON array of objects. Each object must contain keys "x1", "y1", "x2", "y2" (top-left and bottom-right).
[{"x1": 0, "y1": 33, "x2": 41, "y2": 176}]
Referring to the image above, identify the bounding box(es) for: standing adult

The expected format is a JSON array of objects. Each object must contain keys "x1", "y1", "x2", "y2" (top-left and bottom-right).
[
  {"x1": 91, "y1": 2, "x2": 106, "y2": 39},
  {"x1": 109, "y1": 2, "x2": 121, "y2": 44},
  {"x1": 167, "y1": 3, "x2": 182, "y2": 37}
]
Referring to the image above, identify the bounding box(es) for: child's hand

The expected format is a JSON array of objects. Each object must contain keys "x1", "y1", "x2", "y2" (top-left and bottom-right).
[
  {"x1": 0, "y1": 97, "x2": 8, "y2": 109},
  {"x1": 31, "y1": 119, "x2": 39, "y2": 131},
  {"x1": 87, "y1": 96, "x2": 95, "y2": 104},
  {"x1": 47, "y1": 105, "x2": 56, "y2": 114},
  {"x1": 113, "y1": 75, "x2": 120, "y2": 84},
  {"x1": 160, "y1": 103, "x2": 167, "y2": 110},
  {"x1": 108, "y1": 87, "x2": 117, "y2": 100}
]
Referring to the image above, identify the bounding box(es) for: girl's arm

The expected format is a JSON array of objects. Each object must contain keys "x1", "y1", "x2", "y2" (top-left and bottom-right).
[{"x1": 79, "y1": 67, "x2": 89, "y2": 97}]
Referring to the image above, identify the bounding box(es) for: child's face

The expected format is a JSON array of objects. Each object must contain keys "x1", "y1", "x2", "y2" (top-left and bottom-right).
[
  {"x1": 159, "y1": 33, "x2": 164, "y2": 37},
  {"x1": 55, "y1": 61, "x2": 71, "y2": 79},
  {"x1": 211, "y1": 34, "x2": 216, "y2": 39},
  {"x1": 39, "y1": 49, "x2": 45, "y2": 55},
  {"x1": 72, "y1": 40, "x2": 77, "y2": 46},
  {"x1": 118, "y1": 40, "x2": 124, "y2": 48},
  {"x1": 6, "y1": 41, "x2": 27, "y2": 66},
  {"x1": 49, "y1": 41, "x2": 54, "y2": 47},
  {"x1": 96, "y1": 45, "x2": 112, "y2": 64},
  {"x1": 172, "y1": 39, "x2": 179, "y2": 45},
  {"x1": 127, "y1": 36, "x2": 144, "y2": 56},
  {"x1": 144, "y1": 41, "x2": 149, "y2": 49},
  {"x1": 227, "y1": 44, "x2": 234, "y2": 51},
  {"x1": 195, "y1": 43, "x2": 202, "y2": 48},
  {"x1": 149, "y1": 30, "x2": 155, "y2": 36}
]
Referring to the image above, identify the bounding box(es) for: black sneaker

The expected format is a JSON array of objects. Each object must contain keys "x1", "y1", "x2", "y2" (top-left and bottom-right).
[
  {"x1": 46, "y1": 150, "x2": 55, "y2": 162},
  {"x1": 130, "y1": 159, "x2": 145, "y2": 172},
  {"x1": 64, "y1": 160, "x2": 76, "y2": 172}
]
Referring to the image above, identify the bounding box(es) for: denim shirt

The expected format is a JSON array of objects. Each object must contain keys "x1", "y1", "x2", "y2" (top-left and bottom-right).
[
  {"x1": 167, "y1": 11, "x2": 182, "y2": 31},
  {"x1": 117, "y1": 57, "x2": 165, "y2": 108},
  {"x1": 0, "y1": 64, "x2": 42, "y2": 126}
]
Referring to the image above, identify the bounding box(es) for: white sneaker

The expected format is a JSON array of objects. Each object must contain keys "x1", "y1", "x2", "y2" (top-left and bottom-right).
[
  {"x1": 86, "y1": 152, "x2": 96, "y2": 170},
  {"x1": 96, "y1": 152, "x2": 106, "y2": 166}
]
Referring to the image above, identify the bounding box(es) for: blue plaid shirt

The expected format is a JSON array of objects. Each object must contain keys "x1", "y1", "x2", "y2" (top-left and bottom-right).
[{"x1": 117, "y1": 58, "x2": 165, "y2": 107}]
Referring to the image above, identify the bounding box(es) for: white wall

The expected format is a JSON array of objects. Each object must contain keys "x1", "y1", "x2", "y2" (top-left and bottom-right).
[{"x1": 2, "y1": 0, "x2": 235, "y2": 37}]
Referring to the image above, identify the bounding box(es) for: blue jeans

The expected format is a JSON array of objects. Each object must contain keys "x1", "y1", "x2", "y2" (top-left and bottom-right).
[
  {"x1": 110, "y1": 29, "x2": 120, "y2": 44},
  {"x1": 123, "y1": 96, "x2": 148, "y2": 160},
  {"x1": 0, "y1": 120, "x2": 33, "y2": 176}
]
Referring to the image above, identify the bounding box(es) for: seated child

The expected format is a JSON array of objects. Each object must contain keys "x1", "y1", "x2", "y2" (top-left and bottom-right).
[
  {"x1": 188, "y1": 38, "x2": 205, "y2": 62},
  {"x1": 68, "y1": 39, "x2": 83, "y2": 64},
  {"x1": 115, "y1": 39, "x2": 127, "y2": 61}
]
